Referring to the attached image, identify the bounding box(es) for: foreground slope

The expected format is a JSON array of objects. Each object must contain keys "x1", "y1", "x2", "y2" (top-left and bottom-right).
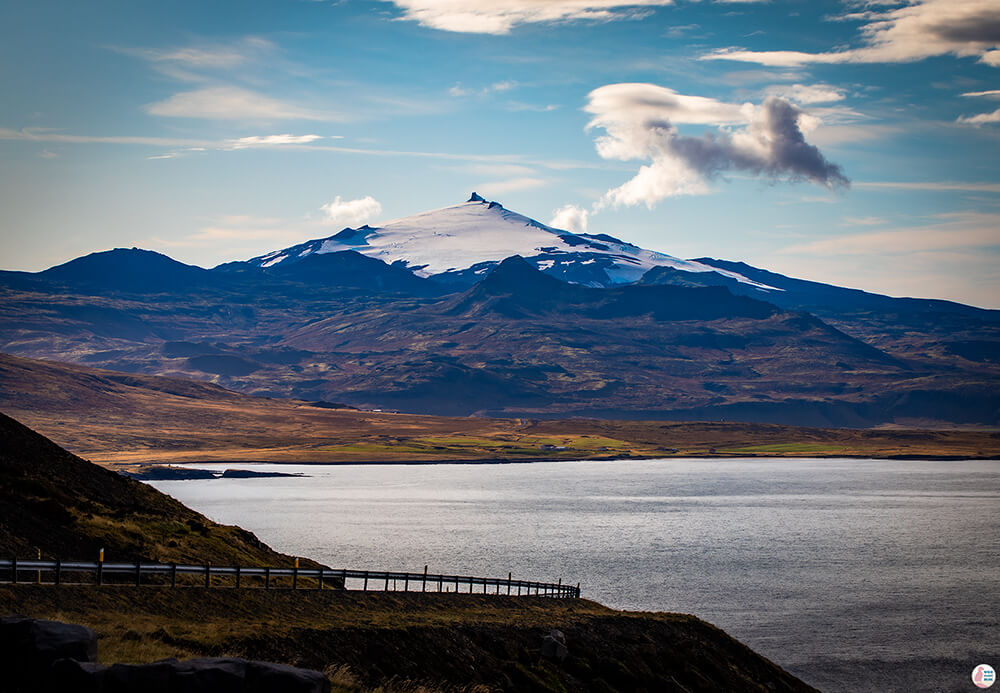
[{"x1": 1, "y1": 586, "x2": 819, "y2": 693}]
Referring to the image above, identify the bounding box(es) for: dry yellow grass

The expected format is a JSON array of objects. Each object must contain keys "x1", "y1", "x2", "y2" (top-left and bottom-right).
[{"x1": 2, "y1": 352, "x2": 996, "y2": 469}]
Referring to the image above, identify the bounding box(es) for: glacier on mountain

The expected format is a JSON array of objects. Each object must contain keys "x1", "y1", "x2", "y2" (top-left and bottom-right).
[{"x1": 246, "y1": 193, "x2": 775, "y2": 290}]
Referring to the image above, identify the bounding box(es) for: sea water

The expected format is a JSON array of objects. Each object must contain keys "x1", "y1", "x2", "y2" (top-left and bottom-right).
[{"x1": 151, "y1": 458, "x2": 1000, "y2": 692}]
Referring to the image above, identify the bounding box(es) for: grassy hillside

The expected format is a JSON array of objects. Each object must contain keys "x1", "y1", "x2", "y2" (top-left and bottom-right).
[
  {"x1": 1, "y1": 353, "x2": 997, "y2": 467},
  {"x1": 0, "y1": 412, "x2": 313, "y2": 567}
]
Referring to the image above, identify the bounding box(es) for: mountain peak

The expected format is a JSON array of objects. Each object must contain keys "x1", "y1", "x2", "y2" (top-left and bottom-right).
[
  {"x1": 479, "y1": 255, "x2": 567, "y2": 293},
  {"x1": 240, "y1": 195, "x2": 770, "y2": 289}
]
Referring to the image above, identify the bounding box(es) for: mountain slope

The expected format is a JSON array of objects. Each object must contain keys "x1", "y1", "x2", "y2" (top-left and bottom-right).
[
  {"x1": 642, "y1": 260, "x2": 1000, "y2": 370},
  {"x1": 239, "y1": 193, "x2": 772, "y2": 288}
]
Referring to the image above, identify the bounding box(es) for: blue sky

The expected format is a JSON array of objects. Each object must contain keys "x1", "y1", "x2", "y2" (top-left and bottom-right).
[{"x1": 1, "y1": 0, "x2": 998, "y2": 307}]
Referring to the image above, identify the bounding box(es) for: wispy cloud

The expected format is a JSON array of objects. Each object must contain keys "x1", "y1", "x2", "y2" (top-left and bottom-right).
[
  {"x1": 584, "y1": 82, "x2": 848, "y2": 208},
  {"x1": 118, "y1": 37, "x2": 276, "y2": 69},
  {"x1": 474, "y1": 177, "x2": 549, "y2": 195},
  {"x1": 855, "y1": 180, "x2": 1000, "y2": 193},
  {"x1": 841, "y1": 215, "x2": 886, "y2": 226},
  {"x1": 781, "y1": 211, "x2": 1000, "y2": 256},
  {"x1": 772, "y1": 211, "x2": 1000, "y2": 307},
  {"x1": 703, "y1": 0, "x2": 1000, "y2": 68},
  {"x1": 111, "y1": 37, "x2": 280, "y2": 84},
  {"x1": 145, "y1": 86, "x2": 338, "y2": 122},
  {"x1": 385, "y1": 0, "x2": 683, "y2": 34},
  {"x1": 0, "y1": 125, "x2": 606, "y2": 170},
  {"x1": 449, "y1": 80, "x2": 519, "y2": 97},
  {"x1": 763, "y1": 83, "x2": 846, "y2": 104},
  {"x1": 0, "y1": 127, "x2": 213, "y2": 147},
  {"x1": 957, "y1": 107, "x2": 1000, "y2": 125},
  {"x1": 224, "y1": 134, "x2": 327, "y2": 149},
  {"x1": 961, "y1": 89, "x2": 1000, "y2": 99}
]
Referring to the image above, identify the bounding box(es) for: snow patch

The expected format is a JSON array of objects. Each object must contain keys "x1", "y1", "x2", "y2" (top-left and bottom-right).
[{"x1": 261, "y1": 254, "x2": 287, "y2": 268}]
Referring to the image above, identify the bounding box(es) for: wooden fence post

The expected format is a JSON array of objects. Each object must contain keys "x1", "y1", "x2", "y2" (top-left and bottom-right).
[
  {"x1": 293, "y1": 558, "x2": 299, "y2": 590},
  {"x1": 170, "y1": 563, "x2": 177, "y2": 588},
  {"x1": 97, "y1": 549, "x2": 103, "y2": 586},
  {"x1": 423, "y1": 565, "x2": 428, "y2": 592},
  {"x1": 135, "y1": 560, "x2": 141, "y2": 587},
  {"x1": 363, "y1": 570, "x2": 368, "y2": 591},
  {"x1": 205, "y1": 563, "x2": 211, "y2": 588},
  {"x1": 318, "y1": 569, "x2": 324, "y2": 591},
  {"x1": 265, "y1": 567, "x2": 270, "y2": 589},
  {"x1": 507, "y1": 573, "x2": 512, "y2": 595},
  {"x1": 236, "y1": 565, "x2": 241, "y2": 589},
  {"x1": 55, "y1": 559, "x2": 61, "y2": 586}
]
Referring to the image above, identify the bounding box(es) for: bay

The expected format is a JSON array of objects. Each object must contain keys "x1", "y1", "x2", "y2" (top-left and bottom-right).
[{"x1": 151, "y1": 458, "x2": 1000, "y2": 692}]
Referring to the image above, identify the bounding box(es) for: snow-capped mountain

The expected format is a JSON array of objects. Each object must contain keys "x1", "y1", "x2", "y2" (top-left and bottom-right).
[{"x1": 245, "y1": 193, "x2": 775, "y2": 290}]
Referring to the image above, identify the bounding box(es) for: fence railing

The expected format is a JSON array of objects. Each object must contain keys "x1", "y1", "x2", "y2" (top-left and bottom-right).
[{"x1": 0, "y1": 558, "x2": 580, "y2": 598}]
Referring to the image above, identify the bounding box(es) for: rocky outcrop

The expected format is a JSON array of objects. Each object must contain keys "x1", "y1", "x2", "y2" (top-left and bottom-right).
[
  {"x1": 0, "y1": 617, "x2": 329, "y2": 693},
  {"x1": 51, "y1": 657, "x2": 331, "y2": 693}
]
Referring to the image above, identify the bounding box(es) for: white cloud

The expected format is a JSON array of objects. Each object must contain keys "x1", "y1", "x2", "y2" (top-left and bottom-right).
[
  {"x1": 145, "y1": 86, "x2": 334, "y2": 121},
  {"x1": 587, "y1": 83, "x2": 750, "y2": 127},
  {"x1": 585, "y1": 83, "x2": 848, "y2": 208},
  {"x1": 224, "y1": 134, "x2": 326, "y2": 149},
  {"x1": 764, "y1": 83, "x2": 846, "y2": 104},
  {"x1": 957, "y1": 107, "x2": 1000, "y2": 124},
  {"x1": 385, "y1": 0, "x2": 680, "y2": 34},
  {"x1": 703, "y1": 0, "x2": 1000, "y2": 67},
  {"x1": 549, "y1": 204, "x2": 590, "y2": 233},
  {"x1": 320, "y1": 195, "x2": 383, "y2": 227}
]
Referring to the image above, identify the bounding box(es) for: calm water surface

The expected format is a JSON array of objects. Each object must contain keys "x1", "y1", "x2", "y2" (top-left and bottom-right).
[{"x1": 152, "y1": 458, "x2": 1000, "y2": 692}]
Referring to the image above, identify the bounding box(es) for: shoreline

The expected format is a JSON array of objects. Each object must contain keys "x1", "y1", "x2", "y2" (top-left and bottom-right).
[{"x1": 116, "y1": 451, "x2": 1000, "y2": 470}]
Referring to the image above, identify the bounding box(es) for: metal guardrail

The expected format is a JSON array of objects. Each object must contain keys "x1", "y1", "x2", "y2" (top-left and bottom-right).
[{"x1": 0, "y1": 558, "x2": 580, "y2": 598}]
